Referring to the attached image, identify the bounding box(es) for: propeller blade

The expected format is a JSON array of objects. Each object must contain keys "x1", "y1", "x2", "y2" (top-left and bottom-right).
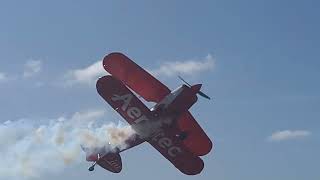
[
  {"x1": 198, "y1": 91, "x2": 211, "y2": 100},
  {"x1": 178, "y1": 75, "x2": 211, "y2": 100},
  {"x1": 178, "y1": 75, "x2": 192, "y2": 87}
]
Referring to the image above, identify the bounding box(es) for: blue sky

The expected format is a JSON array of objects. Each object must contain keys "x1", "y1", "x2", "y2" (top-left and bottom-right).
[{"x1": 0, "y1": 0, "x2": 319, "y2": 179}]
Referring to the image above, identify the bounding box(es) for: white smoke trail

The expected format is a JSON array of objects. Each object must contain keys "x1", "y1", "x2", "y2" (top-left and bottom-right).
[{"x1": 0, "y1": 109, "x2": 136, "y2": 179}]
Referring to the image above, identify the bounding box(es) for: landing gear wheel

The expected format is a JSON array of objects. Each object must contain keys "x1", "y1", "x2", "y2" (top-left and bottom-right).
[
  {"x1": 88, "y1": 165, "x2": 95, "y2": 171},
  {"x1": 88, "y1": 154, "x2": 100, "y2": 172}
]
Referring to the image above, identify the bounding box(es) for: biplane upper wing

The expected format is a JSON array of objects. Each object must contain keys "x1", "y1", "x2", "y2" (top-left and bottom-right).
[
  {"x1": 103, "y1": 52, "x2": 171, "y2": 103},
  {"x1": 148, "y1": 126, "x2": 204, "y2": 175},
  {"x1": 177, "y1": 112, "x2": 213, "y2": 156}
]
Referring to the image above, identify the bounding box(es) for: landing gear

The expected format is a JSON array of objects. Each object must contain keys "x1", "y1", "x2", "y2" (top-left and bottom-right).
[
  {"x1": 88, "y1": 154, "x2": 100, "y2": 172},
  {"x1": 88, "y1": 162, "x2": 96, "y2": 171}
]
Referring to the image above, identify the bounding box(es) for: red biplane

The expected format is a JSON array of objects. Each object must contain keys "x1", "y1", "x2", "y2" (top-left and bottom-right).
[{"x1": 84, "y1": 52, "x2": 213, "y2": 175}]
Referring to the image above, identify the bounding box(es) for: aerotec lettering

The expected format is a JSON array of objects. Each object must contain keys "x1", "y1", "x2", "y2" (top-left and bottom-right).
[
  {"x1": 111, "y1": 93, "x2": 182, "y2": 157},
  {"x1": 112, "y1": 94, "x2": 149, "y2": 124}
]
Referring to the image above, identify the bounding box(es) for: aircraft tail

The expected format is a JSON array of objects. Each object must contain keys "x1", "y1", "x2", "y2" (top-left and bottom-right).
[{"x1": 97, "y1": 153, "x2": 122, "y2": 173}]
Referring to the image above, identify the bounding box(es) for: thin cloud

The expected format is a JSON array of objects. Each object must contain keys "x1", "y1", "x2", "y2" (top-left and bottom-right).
[
  {"x1": 64, "y1": 54, "x2": 213, "y2": 86},
  {"x1": 69, "y1": 109, "x2": 106, "y2": 125},
  {"x1": 23, "y1": 60, "x2": 42, "y2": 78},
  {"x1": 150, "y1": 54, "x2": 214, "y2": 77},
  {"x1": 0, "y1": 72, "x2": 8, "y2": 82},
  {"x1": 65, "y1": 61, "x2": 107, "y2": 86},
  {"x1": 268, "y1": 130, "x2": 311, "y2": 142}
]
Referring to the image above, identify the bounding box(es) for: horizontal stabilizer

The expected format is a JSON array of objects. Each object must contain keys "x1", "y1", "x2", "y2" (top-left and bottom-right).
[{"x1": 97, "y1": 153, "x2": 122, "y2": 173}]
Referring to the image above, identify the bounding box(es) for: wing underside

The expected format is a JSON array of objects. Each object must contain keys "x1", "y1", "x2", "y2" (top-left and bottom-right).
[
  {"x1": 148, "y1": 126, "x2": 204, "y2": 175},
  {"x1": 96, "y1": 75, "x2": 153, "y2": 125},
  {"x1": 177, "y1": 112, "x2": 212, "y2": 156}
]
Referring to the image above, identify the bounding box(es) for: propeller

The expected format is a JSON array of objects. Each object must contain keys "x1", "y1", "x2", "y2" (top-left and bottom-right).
[{"x1": 178, "y1": 76, "x2": 211, "y2": 100}]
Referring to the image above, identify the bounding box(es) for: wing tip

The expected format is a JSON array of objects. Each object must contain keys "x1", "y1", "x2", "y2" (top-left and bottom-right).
[
  {"x1": 104, "y1": 52, "x2": 125, "y2": 59},
  {"x1": 181, "y1": 156, "x2": 204, "y2": 175},
  {"x1": 103, "y1": 52, "x2": 127, "y2": 66},
  {"x1": 190, "y1": 136, "x2": 213, "y2": 156},
  {"x1": 102, "y1": 52, "x2": 134, "y2": 75},
  {"x1": 204, "y1": 138, "x2": 214, "y2": 156}
]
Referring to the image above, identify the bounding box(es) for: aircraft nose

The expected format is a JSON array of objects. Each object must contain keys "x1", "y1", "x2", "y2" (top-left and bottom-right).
[{"x1": 191, "y1": 84, "x2": 202, "y2": 93}]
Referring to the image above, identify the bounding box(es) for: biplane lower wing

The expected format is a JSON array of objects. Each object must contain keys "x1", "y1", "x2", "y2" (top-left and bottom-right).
[
  {"x1": 96, "y1": 75, "x2": 154, "y2": 125},
  {"x1": 148, "y1": 126, "x2": 204, "y2": 175}
]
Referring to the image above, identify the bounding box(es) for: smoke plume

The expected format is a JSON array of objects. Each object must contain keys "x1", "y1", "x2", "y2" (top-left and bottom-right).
[{"x1": 0, "y1": 109, "x2": 135, "y2": 179}]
